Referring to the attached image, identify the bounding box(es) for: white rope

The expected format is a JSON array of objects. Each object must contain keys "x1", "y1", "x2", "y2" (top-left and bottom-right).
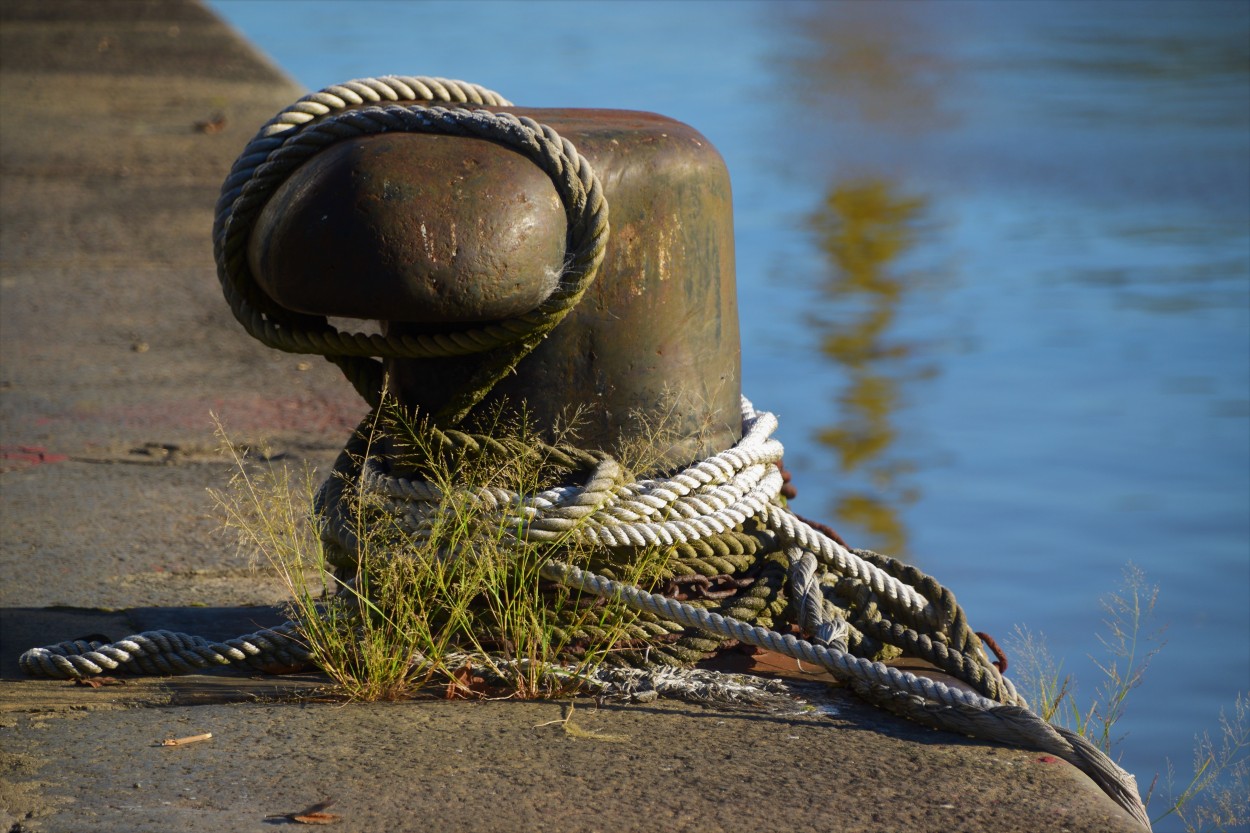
[
  {"x1": 538, "y1": 558, "x2": 1150, "y2": 830},
  {"x1": 342, "y1": 395, "x2": 1147, "y2": 828},
  {"x1": 19, "y1": 623, "x2": 309, "y2": 678},
  {"x1": 363, "y1": 398, "x2": 939, "y2": 623}
]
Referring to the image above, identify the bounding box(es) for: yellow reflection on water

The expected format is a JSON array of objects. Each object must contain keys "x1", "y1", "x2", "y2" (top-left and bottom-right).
[
  {"x1": 810, "y1": 181, "x2": 928, "y2": 555},
  {"x1": 778, "y1": 1, "x2": 951, "y2": 556},
  {"x1": 784, "y1": 1, "x2": 957, "y2": 132}
]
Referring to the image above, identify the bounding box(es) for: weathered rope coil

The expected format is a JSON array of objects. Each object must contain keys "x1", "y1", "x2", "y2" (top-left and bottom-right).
[
  {"x1": 21, "y1": 75, "x2": 1149, "y2": 829},
  {"x1": 19, "y1": 398, "x2": 1149, "y2": 828}
]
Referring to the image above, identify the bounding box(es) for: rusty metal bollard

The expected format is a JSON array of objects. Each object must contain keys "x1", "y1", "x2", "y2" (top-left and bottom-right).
[{"x1": 241, "y1": 98, "x2": 741, "y2": 468}]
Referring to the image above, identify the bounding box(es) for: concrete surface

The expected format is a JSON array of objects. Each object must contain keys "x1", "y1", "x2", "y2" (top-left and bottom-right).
[{"x1": 0, "y1": 1, "x2": 1144, "y2": 831}]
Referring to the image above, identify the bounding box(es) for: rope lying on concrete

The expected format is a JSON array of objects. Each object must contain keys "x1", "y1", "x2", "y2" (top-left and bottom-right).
[
  {"x1": 19, "y1": 398, "x2": 1150, "y2": 829},
  {"x1": 19, "y1": 622, "x2": 310, "y2": 678},
  {"x1": 538, "y1": 558, "x2": 1150, "y2": 826},
  {"x1": 333, "y1": 396, "x2": 1149, "y2": 827},
  {"x1": 21, "y1": 74, "x2": 1150, "y2": 829}
]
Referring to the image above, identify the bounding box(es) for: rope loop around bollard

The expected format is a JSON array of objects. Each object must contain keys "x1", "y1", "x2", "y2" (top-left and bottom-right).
[{"x1": 213, "y1": 77, "x2": 608, "y2": 420}]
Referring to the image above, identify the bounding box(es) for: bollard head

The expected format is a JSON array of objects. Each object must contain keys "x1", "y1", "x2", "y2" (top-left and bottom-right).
[
  {"x1": 248, "y1": 134, "x2": 566, "y2": 322},
  {"x1": 246, "y1": 106, "x2": 741, "y2": 467}
]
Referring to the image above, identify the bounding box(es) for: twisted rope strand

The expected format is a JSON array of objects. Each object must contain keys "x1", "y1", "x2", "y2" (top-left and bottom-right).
[
  {"x1": 18, "y1": 624, "x2": 310, "y2": 679},
  {"x1": 541, "y1": 558, "x2": 1148, "y2": 829}
]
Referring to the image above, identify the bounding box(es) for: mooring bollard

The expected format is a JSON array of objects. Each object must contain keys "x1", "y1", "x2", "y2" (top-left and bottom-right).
[{"x1": 244, "y1": 101, "x2": 741, "y2": 465}]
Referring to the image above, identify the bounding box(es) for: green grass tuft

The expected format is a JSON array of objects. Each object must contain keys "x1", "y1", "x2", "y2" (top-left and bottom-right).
[
  {"x1": 1008, "y1": 564, "x2": 1248, "y2": 831},
  {"x1": 210, "y1": 399, "x2": 688, "y2": 702}
]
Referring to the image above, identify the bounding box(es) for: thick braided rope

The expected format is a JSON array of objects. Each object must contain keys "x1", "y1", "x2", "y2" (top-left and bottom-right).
[
  {"x1": 18, "y1": 398, "x2": 1008, "y2": 711},
  {"x1": 359, "y1": 399, "x2": 944, "y2": 634},
  {"x1": 215, "y1": 75, "x2": 512, "y2": 227},
  {"x1": 213, "y1": 78, "x2": 607, "y2": 414},
  {"x1": 254, "y1": 75, "x2": 512, "y2": 141},
  {"x1": 543, "y1": 559, "x2": 1005, "y2": 713},
  {"x1": 788, "y1": 548, "x2": 849, "y2": 652},
  {"x1": 832, "y1": 576, "x2": 1018, "y2": 704},
  {"x1": 212, "y1": 80, "x2": 515, "y2": 407},
  {"x1": 312, "y1": 410, "x2": 609, "y2": 565},
  {"x1": 337, "y1": 400, "x2": 989, "y2": 656},
  {"x1": 215, "y1": 76, "x2": 512, "y2": 339},
  {"x1": 541, "y1": 558, "x2": 1149, "y2": 829},
  {"x1": 216, "y1": 105, "x2": 607, "y2": 406},
  {"x1": 218, "y1": 104, "x2": 608, "y2": 358},
  {"x1": 344, "y1": 397, "x2": 1015, "y2": 701},
  {"x1": 18, "y1": 623, "x2": 309, "y2": 679},
  {"x1": 316, "y1": 398, "x2": 1148, "y2": 820}
]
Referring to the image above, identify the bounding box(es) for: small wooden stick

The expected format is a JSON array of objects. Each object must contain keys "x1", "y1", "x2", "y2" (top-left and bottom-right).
[
  {"x1": 265, "y1": 799, "x2": 340, "y2": 825},
  {"x1": 158, "y1": 732, "x2": 213, "y2": 747}
]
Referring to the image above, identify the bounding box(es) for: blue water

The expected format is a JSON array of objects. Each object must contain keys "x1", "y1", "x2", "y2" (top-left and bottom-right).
[{"x1": 209, "y1": 1, "x2": 1249, "y2": 823}]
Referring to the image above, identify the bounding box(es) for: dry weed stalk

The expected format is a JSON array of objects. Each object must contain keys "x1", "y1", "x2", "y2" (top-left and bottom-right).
[
  {"x1": 211, "y1": 394, "x2": 709, "y2": 702},
  {"x1": 1008, "y1": 565, "x2": 1249, "y2": 831}
]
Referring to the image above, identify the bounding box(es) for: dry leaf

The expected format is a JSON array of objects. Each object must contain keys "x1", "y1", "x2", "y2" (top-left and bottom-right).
[
  {"x1": 73, "y1": 676, "x2": 125, "y2": 688},
  {"x1": 194, "y1": 113, "x2": 227, "y2": 134},
  {"x1": 158, "y1": 732, "x2": 212, "y2": 747},
  {"x1": 289, "y1": 800, "x2": 339, "y2": 825},
  {"x1": 444, "y1": 662, "x2": 489, "y2": 700},
  {"x1": 292, "y1": 810, "x2": 340, "y2": 825}
]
